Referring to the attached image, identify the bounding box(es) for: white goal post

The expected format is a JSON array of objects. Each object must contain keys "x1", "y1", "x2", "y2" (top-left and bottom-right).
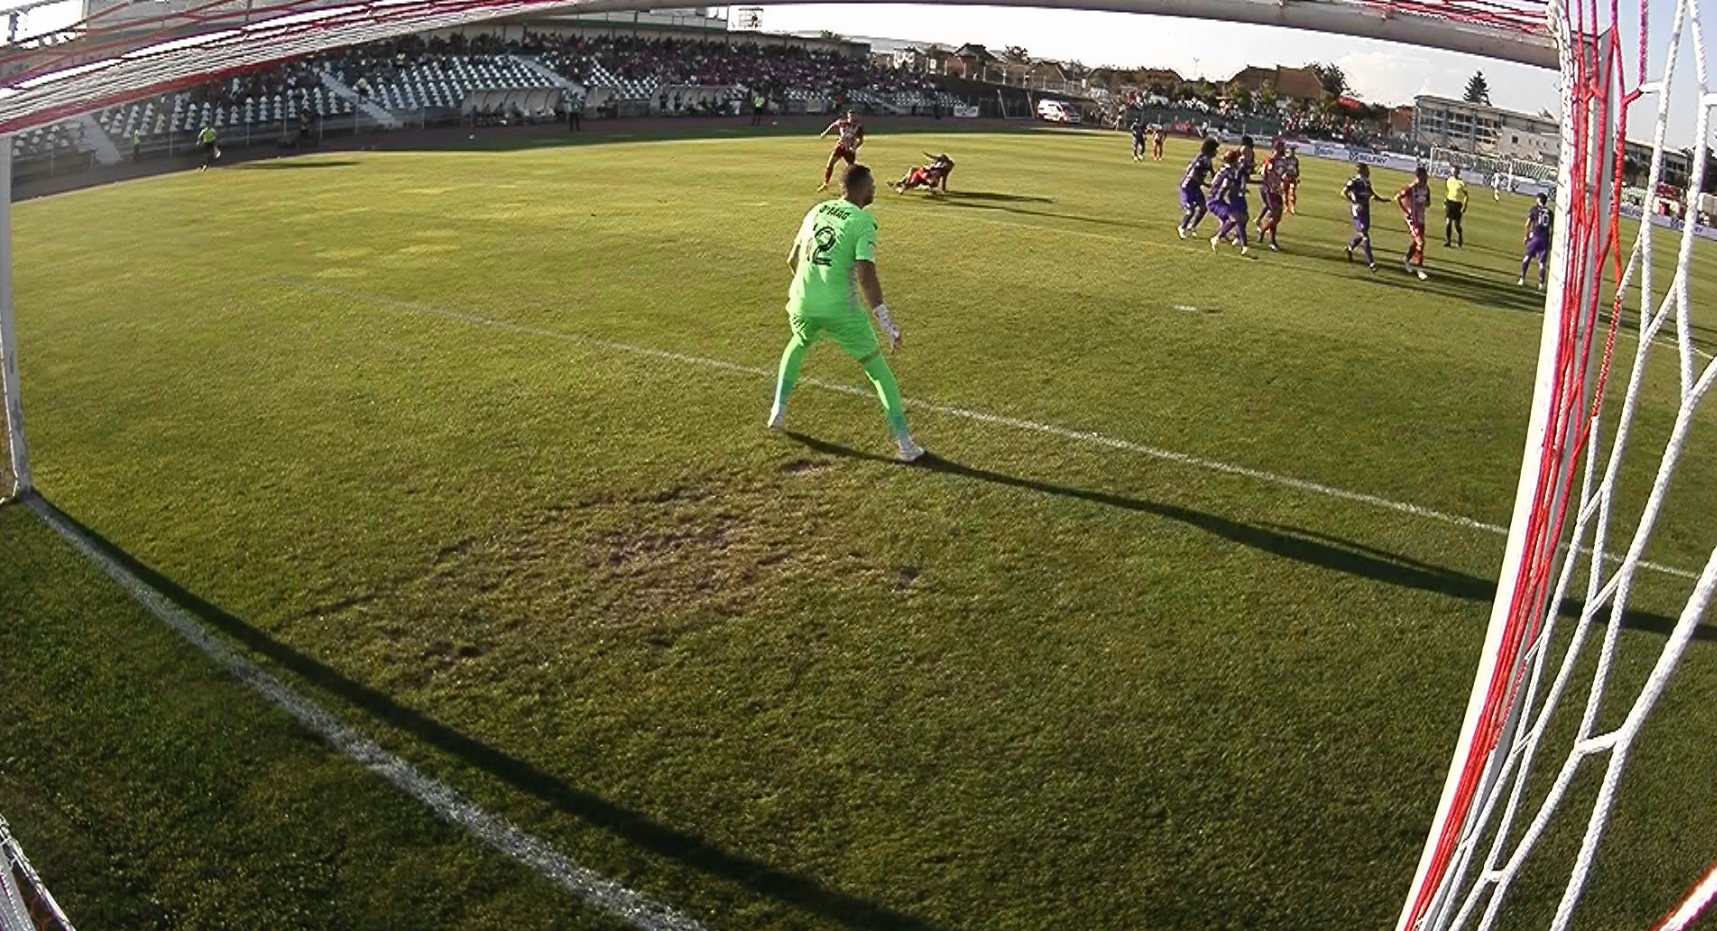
[{"x1": 1, "y1": 146, "x2": 28, "y2": 504}]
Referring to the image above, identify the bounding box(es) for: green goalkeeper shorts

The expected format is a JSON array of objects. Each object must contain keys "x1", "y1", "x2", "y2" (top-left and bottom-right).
[{"x1": 787, "y1": 305, "x2": 880, "y2": 361}]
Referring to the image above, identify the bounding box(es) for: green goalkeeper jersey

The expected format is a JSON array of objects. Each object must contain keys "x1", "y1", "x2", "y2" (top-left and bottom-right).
[{"x1": 788, "y1": 199, "x2": 877, "y2": 314}]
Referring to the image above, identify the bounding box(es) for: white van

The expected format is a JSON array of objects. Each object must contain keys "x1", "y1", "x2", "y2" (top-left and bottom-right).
[{"x1": 1036, "y1": 99, "x2": 1080, "y2": 124}]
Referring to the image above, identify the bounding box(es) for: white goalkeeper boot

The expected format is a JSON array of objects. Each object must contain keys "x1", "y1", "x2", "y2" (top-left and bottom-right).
[{"x1": 896, "y1": 433, "x2": 926, "y2": 463}]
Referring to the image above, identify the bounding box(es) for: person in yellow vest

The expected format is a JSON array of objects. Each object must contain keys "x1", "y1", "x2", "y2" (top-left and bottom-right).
[
  {"x1": 751, "y1": 92, "x2": 766, "y2": 126},
  {"x1": 196, "y1": 125, "x2": 219, "y2": 171},
  {"x1": 1444, "y1": 166, "x2": 1470, "y2": 248}
]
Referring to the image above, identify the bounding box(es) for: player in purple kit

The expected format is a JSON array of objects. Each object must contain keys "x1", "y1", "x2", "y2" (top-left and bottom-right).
[
  {"x1": 1342, "y1": 163, "x2": 1388, "y2": 271},
  {"x1": 1207, "y1": 148, "x2": 1250, "y2": 254},
  {"x1": 1176, "y1": 137, "x2": 1221, "y2": 238},
  {"x1": 1518, "y1": 193, "x2": 1554, "y2": 288}
]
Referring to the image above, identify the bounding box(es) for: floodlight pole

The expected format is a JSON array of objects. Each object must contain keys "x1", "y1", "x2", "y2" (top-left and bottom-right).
[{"x1": 0, "y1": 135, "x2": 31, "y2": 499}]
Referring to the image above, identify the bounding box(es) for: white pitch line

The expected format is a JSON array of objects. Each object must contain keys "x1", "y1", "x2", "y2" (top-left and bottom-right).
[
  {"x1": 277, "y1": 278, "x2": 1699, "y2": 583},
  {"x1": 23, "y1": 495, "x2": 710, "y2": 931}
]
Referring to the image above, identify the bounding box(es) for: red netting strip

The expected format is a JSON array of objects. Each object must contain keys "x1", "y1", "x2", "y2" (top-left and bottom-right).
[
  {"x1": 1399, "y1": 0, "x2": 1637, "y2": 923},
  {"x1": 1652, "y1": 858, "x2": 1717, "y2": 931},
  {"x1": 1345, "y1": 0, "x2": 1549, "y2": 33}
]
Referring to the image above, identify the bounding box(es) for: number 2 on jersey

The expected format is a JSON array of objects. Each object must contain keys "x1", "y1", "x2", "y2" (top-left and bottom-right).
[{"x1": 810, "y1": 224, "x2": 837, "y2": 266}]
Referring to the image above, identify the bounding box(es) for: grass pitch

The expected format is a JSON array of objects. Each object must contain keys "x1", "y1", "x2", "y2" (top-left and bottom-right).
[{"x1": 3, "y1": 126, "x2": 1714, "y2": 931}]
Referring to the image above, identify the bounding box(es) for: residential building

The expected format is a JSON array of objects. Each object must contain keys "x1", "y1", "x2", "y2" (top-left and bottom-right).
[
  {"x1": 1225, "y1": 65, "x2": 1323, "y2": 105},
  {"x1": 1412, "y1": 94, "x2": 1559, "y2": 162}
]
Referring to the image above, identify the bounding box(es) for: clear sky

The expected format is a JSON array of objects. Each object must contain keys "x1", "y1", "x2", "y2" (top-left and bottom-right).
[{"x1": 753, "y1": 0, "x2": 1709, "y2": 149}]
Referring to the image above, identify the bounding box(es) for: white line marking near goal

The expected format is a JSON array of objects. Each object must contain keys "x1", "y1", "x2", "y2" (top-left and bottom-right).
[
  {"x1": 22, "y1": 495, "x2": 710, "y2": 931},
  {"x1": 1173, "y1": 304, "x2": 1199, "y2": 313},
  {"x1": 278, "y1": 279, "x2": 1700, "y2": 582}
]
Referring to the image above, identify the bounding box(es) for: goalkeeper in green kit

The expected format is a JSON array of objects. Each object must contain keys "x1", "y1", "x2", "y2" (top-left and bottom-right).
[{"x1": 769, "y1": 164, "x2": 925, "y2": 462}]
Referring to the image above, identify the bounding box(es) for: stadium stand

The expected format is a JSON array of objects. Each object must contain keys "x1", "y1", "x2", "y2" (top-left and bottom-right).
[{"x1": 13, "y1": 28, "x2": 975, "y2": 179}]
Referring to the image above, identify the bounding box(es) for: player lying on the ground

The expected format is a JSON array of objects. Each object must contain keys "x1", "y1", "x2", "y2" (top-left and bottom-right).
[
  {"x1": 1176, "y1": 137, "x2": 1221, "y2": 238},
  {"x1": 1282, "y1": 145, "x2": 1301, "y2": 214},
  {"x1": 1396, "y1": 166, "x2": 1433, "y2": 280},
  {"x1": 895, "y1": 152, "x2": 955, "y2": 193},
  {"x1": 818, "y1": 110, "x2": 865, "y2": 191},
  {"x1": 771, "y1": 163, "x2": 925, "y2": 463},
  {"x1": 1519, "y1": 193, "x2": 1554, "y2": 288},
  {"x1": 1208, "y1": 148, "x2": 1251, "y2": 255},
  {"x1": 1256, "y1": 139, "x2": 1289, "y2": 251},
  {"x1": 1343, "y1": 163, "x2": 1389, "y2": 272},
  {"x1": 1131, "y1": 121, "x2": 1147, "y2": 161}
]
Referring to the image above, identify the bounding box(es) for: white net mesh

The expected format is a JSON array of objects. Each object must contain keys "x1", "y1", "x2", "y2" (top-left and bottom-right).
[
  {"x1": 0, "y1": 815, "x2": 74, "y2": 931},
  {"x1": 1397, "y1": 0, "x2": 1717, "y2": 927}
]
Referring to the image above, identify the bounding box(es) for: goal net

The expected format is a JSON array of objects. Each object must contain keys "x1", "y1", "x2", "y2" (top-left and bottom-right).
[
  {"x1": 1396, "y1": 0, "x2": 1717, "y2": 927},
  {"x1": 0, "y1": 815, "x2": 74, "y2": 931}
]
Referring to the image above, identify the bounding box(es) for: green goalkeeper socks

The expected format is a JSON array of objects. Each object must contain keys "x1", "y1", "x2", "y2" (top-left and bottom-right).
[
  {"x1": 773, "y1": 334, "x2": 808, "y2": 411},
  {"x1": 861, "y1": 353, "x2": 910, "y2": 437}
]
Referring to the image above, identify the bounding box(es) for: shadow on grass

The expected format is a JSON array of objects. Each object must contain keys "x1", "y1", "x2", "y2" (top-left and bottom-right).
[
  {"x1": 1293, "y1": 248, "x2": 1548, "y2": 313},
  {"x1": 937, "y1": 190, "x2": 1055, "y2": 204},
  {"x1": 930, "y1": 196, "x2": 1140, "y2": 230},
  {"x1": 38, "y1": 497, "x2": 963, "y2": 931},
  {"x1": 234, "y1": 160, "x2": 362, "y2": 171},
  {"x1": 414, "y1": 115, "x2": 1039, "y2": 156},
  {"x1": 783, "y1": 434, "x2": 1711, "y2": 644}
]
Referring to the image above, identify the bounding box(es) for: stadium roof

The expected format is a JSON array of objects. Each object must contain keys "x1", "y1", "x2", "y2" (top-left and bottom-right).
[{"x1": 0, "y1": 0, "x2": 1559, "y2": 134}]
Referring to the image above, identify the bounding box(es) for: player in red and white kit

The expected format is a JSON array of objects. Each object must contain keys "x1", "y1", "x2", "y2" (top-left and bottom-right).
[
  {"x1": 1396, "y1": 166, "x2": 1433, "y2": 280},
  {"x1": 894, "y1": 152, "x2": 955, "y2": 193},
  {"x1": 818, "y1": 111, "x2": 865, "y2": 191},
  {"x1": 1255, "y1": 139, "x2": 1289, "y2": 251}
]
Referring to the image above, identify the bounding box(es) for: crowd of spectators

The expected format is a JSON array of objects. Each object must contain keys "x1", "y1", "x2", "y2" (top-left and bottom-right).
[
  {"x1": 182, "y1": 60, "x2": 325, "y2": 108},
  {"x1": 322, "y1": 31, "x2": 932, "y2": 108}
]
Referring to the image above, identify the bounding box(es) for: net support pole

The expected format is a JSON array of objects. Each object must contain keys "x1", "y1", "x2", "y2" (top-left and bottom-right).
[
  {"x1": 1394, "y1": 21, "x2": 1606, "y2": 931},
  {"x1": 0, "y1": 134, "x2": 29, "y2": 500}
]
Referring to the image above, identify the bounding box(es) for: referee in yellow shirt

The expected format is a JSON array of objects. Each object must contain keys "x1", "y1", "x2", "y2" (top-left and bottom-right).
[{"x1": 1444, "y1": 166, "x2": 1470, "y2": 248}]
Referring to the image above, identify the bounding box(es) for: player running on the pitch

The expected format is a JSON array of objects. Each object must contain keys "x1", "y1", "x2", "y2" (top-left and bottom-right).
[
  {"x1": 1256, "y1": 139, "x2": 1289, "y2": 251},
  {"x1": 1281, "y1": 145, "x2": 1301, "y2": 214},
  {"x1": 1342, "y1": 163, "x2": 1388, "y2": 272},
  {"x1": 1152, "y1": 126, "x2": 1166, "y2": 160},
  {"x1": 817, "y1": 110, "x2": 865, "y2": 191},
  {"x1": 1518, "y1": 192, "x2": 1554, "y2": 288},
  {"x1": 1208, "y1": 149, "x2": 1250, "y2": 254},
  {"x1": 1131, "y1": 120, "x2": 1148, "y2": 161},
  {"x1": 197, "y1": 124, "x2": 220, "y2": 171},
  {"x1": 1176, "y1": 137, "x2": 1221, "y2": 238},
  {"x1": 894, "y1": 152, "x2": 955, "y2": 193},
  {"x1": 1396, "y1": 165, "x2": 1433, "y2": 280},
  {"x1": 771, "y1": 164, "x2": 924, "y2": 462}
]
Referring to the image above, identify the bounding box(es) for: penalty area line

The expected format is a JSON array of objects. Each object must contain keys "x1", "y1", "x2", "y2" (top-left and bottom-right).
[
  {"x1": 23, "y1": 494, "x2": 710, "y2": 931},
  {"x1": 276, "y1": 278, "x2": 1699, "y2": 582}
]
